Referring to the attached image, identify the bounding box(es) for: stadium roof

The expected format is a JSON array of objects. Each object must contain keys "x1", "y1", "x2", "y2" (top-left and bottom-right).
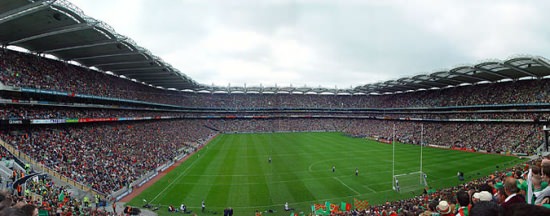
[
  {"x1": 354, "y1": 56, "x2": 550, "y2": 94},
  {"x1": 2, "y1": 0, "x2": 550, "y2": 95},
  {"x1": 0, "y1": 0, "x2": 199, "y2": 90}
]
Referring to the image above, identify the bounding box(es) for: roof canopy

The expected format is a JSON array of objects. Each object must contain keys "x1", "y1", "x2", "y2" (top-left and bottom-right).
[
  {"x1": 354, "y1": 56, "x2": 550, "y2": 94},
  {"x1": 0, "y1": 0, "x2": 199, "y2": 90}
]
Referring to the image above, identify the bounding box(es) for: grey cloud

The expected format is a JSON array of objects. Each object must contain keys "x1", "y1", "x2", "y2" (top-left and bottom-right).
[{"x1": 71, "y1": 0, "x2": 550, "y2": 88}]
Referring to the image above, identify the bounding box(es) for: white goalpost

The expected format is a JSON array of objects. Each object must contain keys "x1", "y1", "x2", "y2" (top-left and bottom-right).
[
  {"x1": 393, "y1": 171, "x2": 428, "y2": 192},
  {"x1": 392, "y1": 124, "x2": 428, "y2": 192}
]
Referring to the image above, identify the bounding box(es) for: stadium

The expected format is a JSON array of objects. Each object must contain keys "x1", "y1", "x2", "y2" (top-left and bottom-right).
[{"x1": 1, "y1": 0, "x2": 550, "y2": 216}]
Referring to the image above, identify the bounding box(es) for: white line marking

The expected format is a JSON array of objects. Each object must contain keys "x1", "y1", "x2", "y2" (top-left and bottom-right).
[
  {"x1": 363, "y1": 185, "x2": 376, "y2": 193},
  {"x1": 149, "y1": 141, "x2": 215, "y2": 203},
  {"x1": 333, "y1": 177, "x2": 360, "y2": 195}
]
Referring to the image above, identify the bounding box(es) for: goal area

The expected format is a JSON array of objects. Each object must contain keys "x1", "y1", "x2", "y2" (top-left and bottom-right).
[{"x1": 392, "y1": 171, "x2": 427, "y2": 192}]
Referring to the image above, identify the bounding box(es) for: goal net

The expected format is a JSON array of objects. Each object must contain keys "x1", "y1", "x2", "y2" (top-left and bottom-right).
[{"x1": 392, "y1": 171, "x2": 427, "y2": 192}]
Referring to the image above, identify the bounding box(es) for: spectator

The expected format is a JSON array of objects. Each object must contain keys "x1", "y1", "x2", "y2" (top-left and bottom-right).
[
  {"x1": 456, "y1": 190, "x2": 471, "y2": 216},
  {"x1": 436, "y1": 200, "x2": 454, "y2": 216},
  {"x1": 20, "y1": 204, "x2": 37, "y2": 216},
  {"x1": 501, "y1": 177, "x2": 525, "y2": 210}
]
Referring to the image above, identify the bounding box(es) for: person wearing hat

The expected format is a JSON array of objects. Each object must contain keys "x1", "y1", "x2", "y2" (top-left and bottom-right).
[
  {"x1": 473, "y1": 191, "x2": 493, "y2": 203},
  {"x1": 501, "y1": 177, "x2": 525, "y2": 210},
  {"x1": 436, "y1": 200, "x2": 453, "y2": 216}
]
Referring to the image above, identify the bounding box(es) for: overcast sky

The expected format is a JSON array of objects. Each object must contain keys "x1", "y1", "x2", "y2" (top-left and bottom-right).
[{"x1": 69, "y1": 0, "x2": 550, "y2": 89}]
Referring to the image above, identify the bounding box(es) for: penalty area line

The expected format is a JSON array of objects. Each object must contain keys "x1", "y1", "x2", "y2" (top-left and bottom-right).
[
  {"x1": 333, "y1": 177, "x2": 360, "y2": 195},
  {"x1": 363, "y1": 184, "x2": 376, "y2": 193}
]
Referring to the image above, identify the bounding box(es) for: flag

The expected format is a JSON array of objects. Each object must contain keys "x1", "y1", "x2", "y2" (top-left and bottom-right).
[
  {"x1": 340, "y1": 202, "x2": 347, "y2": 212},
  {"x1": 330, "y1": 203, "x2": 339, "y2": 212},
  {"x1": 312, "y1": 203, "x2": 327, "y2": 215},
  {"x1": 316, "y1": 209, "x2": 327, "y2": 215},
  {"x1": 341, "y1": 202, "x2": 351, "y2": 212},
  {"x1": 313, "y1": 203, "x2": 325, "y2": 211},
  {"x1": 527, "y1": 168, "x2": 533, "y2": 204},
  {"x1": 325, "y1": 201, "x2": 330, "y2": 213},
  {"x1": 354, "y1": 198, "x2": 369, "y2": 210},
  {"x1": 58, "y1": 191, "x2": 65, "y2": 202}
]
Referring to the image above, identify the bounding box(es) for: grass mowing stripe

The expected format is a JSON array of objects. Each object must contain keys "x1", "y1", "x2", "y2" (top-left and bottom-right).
[
  {"x1": 246, "y1": 134, "x2": 271, "y2": 207},
  {"x1": 148, "y1": 138, "x2": 220, "y2": 204},
  {"x1": 273, "y1": 135, "x2": 316, "y2": 204},
  {"x1": 206, "y1": 135, "x2": 240, "y2": 208}
]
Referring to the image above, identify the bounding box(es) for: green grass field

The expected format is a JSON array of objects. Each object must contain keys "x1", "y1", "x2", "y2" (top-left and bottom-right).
[{"x1": 128, "y1": 132, "x2": 524, "y2": 215}]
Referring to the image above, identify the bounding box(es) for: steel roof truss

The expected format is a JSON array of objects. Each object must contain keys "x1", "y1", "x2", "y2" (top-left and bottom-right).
[
  {"x1": 73, "y1": 52, "x2": 144, "y2": 61},
  {"x1": 406, "y1": 82, "x2": 433, "y2": 89},
  {"x1": 449, "y1": 71, "x2": 490, "y2": 82},
  {"x1": 0, "y1": 1, "x2": 49, "y2": 26},
  {"x1": 146, "y1": 80, "x2": 186, "y2": 84},
  {"x1": 411, "y1": 77, "x2": 448, "y2": 87},
  {"x1": 388, "y1": 84, "x2": 415, "y2": 91},
  {"x1": 394, "y1": 79, "x2": 431, "y2": 89},
  {"x1": 471, "y1": 66, "x2": 512, "y2": 79},
  {"x1": 123, "y1": 72, "x2": 172, "y2": 76},
  {"x1": 532, "y1": 58, "x2": 550, "y2": 71},
  {"x1": 139, "y1": 78, "x2": 182, "y2": 82},
  {"x1": 110, "y1": 67, "x2": 163, "y2": 72},
  {"x1": 93, "y1": 60, "x2": 154, "y2": 67},
  {"x1": 501, "y1": 63, "x2": 538, "y2": 77},
  {"x1": 43, "y1": 40, "x2": 119, "y2": 53},
  {"x1": 436, "y1": 77, "x2": 462, "y2": 85},
  {"x1": 10, "y1": 23, "x2": 92, "y2": 45}
]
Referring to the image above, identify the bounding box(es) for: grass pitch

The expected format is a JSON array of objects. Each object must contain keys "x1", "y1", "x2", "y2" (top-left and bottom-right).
[{"x1": 128, "y1": 132, "x2": 523, "y2": 215}]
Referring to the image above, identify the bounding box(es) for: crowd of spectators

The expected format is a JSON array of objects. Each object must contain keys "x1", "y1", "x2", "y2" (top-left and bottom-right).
[
  {"x1": 370, "y1": 112, "x2": 545, "y2": 121},
  {"x1": 341, "y1": 120, "x2": 541, "y2": 154},
  {"x1": 0, "y1": 104, "x2": 186, "y2": 120},
  {"x1": 0, "y1": 176, "x2": 117, "y2": 216},
  {"x1": 0, "y1": 49, "x2": 174, "y2": 104},
  {"x1": 3, "y1": 103, "x2": 550, "y2": 123},
  {"x1": 3, "y1": 49, "x2": 550, "y2": 109},
  {"x1": 0, "y1": 120, "x2": 215, "y2": 194}
]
